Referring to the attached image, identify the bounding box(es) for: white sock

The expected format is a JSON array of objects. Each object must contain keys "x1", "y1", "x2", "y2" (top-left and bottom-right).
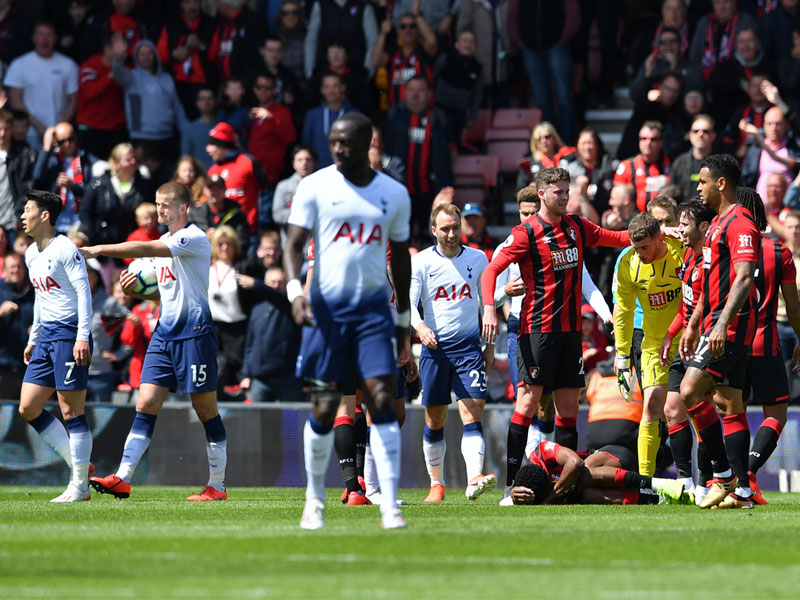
[
  {"x1": 40, "y1": 419, "x2": 73, "y2": 468},
  {"x1": 370, "y1": 420, "x2": 401, "y2": 514},
  {"x1": 461, "y1": 424, "x2": 485, "y2": 481},
  {"x1": 734, "y1": 486, "x2": 752, "y2": 497},
  {"x1": 651, "y1": 477, "x2": 670, "y2": 492},
  {"x1": 207, "y1": 440, "x2": 227, "y2": 491},
  {"x1": 69, "y1": 430, "x2": 92, "y2": 488},
  {"x1": 304, "y1": 419, "x2": 333, "y2": 502},
  {"x1": 525, "y1": 424, "x2": 542, "y2": 460},
  {"x1": 678, "y1": 476, "x2": 694, "y2": 490},
  {"x1": 423, "y1": 437, "x2": 446, "y2": 486},
  {"x1": 364, "y1": 443, "x2": 380, "y2": 496},
  {"x1": 116, "y1": 432, "x2": 152, "y2": 483}
]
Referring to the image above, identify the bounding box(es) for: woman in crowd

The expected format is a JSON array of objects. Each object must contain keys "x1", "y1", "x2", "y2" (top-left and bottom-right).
[
  {"x1": 517, "y1": 121, "x2": 575, "y2": 188},
  {"x1": 173, "y1": 155, "x2": 206, "y2": 206},
  {"x1": 567, "y1": 128, "x2": 617, "y2": 215}
]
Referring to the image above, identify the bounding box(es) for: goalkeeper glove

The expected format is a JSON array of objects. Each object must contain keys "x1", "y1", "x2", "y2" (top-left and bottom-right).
[{"x1": 616, "y1": 353, "x2": 633, "y2": 402}]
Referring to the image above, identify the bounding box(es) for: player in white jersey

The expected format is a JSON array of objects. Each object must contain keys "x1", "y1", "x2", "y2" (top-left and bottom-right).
[
  {"x1": 493, "y1": 186, "x2": 613, "y2": 504},
  {"x1": 18, "y1": 190, "x2": 93, "y2": 503},
  {"x1": 285, "y1": 113, "x2": 412, "y2": 530},
  {"x1": 411, "y1": 202, "x2": 496, "y2": 503},
  {"x1": 80, "y1": 182, "x2": 228, "y2": 502}
]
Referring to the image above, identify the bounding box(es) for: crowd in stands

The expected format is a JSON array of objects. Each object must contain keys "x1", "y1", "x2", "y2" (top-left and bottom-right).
[{"x1": 1, "y1": 0, "x2": 800, "y2": 403}]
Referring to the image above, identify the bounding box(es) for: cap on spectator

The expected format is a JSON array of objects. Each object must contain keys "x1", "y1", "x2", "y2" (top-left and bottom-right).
[
  {"x1": 207, "y1": 174, "x2": 226, "y2": 189},
  {"x1": 581, "y1": 304, "x2": 597, "y2": 320},
  {"x1": 462, "y1": 203, "x2": 483, "y2": 218},
  {"x1": 208, "y1": 122, "x2": 237, "y2": 149}
]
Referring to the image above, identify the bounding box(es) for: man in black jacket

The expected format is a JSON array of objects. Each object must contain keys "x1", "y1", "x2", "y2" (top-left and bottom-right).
[
  {"x1": 188, "y1": 174, "x2": 251, "y2": 255},
  {"x1": 0, "y1": 110, "x2": 36, "y2": 235},
  {"x1": 0, "y1": 252, "x2": 34, "y2": 393}
]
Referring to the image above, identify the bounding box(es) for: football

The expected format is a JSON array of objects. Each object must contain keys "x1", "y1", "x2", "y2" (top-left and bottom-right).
[{"x1": 127, "y1": 257, "x2": 159, "y2": 295}]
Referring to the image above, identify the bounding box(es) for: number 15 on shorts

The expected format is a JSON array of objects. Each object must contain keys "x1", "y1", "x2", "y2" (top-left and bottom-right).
[{"x1": 191, "y1": 363, "x2": 207, "y2": 384}]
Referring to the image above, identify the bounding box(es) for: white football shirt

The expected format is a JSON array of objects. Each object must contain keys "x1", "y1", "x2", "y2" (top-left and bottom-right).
[
  {"x1": 26, "y1": 234, "x2": 91, "y2": 343},
  {"x1": 288, "y1": 165, "x2": 411, "y2": 321},
  {"x1": 151, "y1": 223, "x2": 214, "y2": 341},
  {"x1": 410, "y1": 245, "x2": 488, "y2": 356}
]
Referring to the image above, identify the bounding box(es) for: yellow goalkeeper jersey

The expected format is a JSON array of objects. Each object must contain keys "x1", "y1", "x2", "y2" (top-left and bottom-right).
[{"x1": 613, "y1": 237, "x2": 684, "y2": 354}]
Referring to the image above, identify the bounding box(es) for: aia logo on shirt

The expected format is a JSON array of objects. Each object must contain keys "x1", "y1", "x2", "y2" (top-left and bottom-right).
[
  {"x1": 433, "y1": 284, "x2": 473, "y2": 301},
  {"x1": 159, "y1": 266, "x2": 177, "y2": 283},
  {"x1": 32, "y1": 276, "x2": 61, "y2": 292},
  {"x1": 333, "y1": 222, "x2": 383, "y2": 245}
]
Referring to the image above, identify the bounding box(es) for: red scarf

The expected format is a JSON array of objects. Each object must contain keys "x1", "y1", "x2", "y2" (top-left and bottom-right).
[{"x1": 701, "y1": 11, "x2": 739, "y2": 78}]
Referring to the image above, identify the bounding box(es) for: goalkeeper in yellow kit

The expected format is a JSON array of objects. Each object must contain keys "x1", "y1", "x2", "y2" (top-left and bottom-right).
[{"x1": 613, "y1": 212, "x2": 688, "y2": 476}]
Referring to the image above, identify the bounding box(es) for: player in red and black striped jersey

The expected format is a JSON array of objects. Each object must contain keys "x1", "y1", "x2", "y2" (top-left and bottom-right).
[
  {"x1": 481, "y1": 168, "x2": 629, "y2": 485},
  {"x1": 679, "y1": 154, "x2": 760, "y2": 509},
  {"x1": 660, "y1": 200, "x2": 717, "y2": 498},
  {"x1": 736, "y1": 188, "x2": 800, "y2": 504}
]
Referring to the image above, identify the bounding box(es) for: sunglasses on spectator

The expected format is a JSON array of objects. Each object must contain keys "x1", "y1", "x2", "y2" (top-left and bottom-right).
[
  {"x1": 56, "y1": 136, "x2": 76, "y2": 145},
  {"x1": 691, "y1": 128, "x2": 712, "y2": 134},
  {"x1": 399, "y1": 22, "x2": 417, "y2": 30}
]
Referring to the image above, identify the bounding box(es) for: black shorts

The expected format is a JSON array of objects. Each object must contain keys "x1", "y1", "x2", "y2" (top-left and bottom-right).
[
  {"x1": 688, "y1": 335, "x2": 748, "y2": 389},
  {"x1": 743, "y1": 355, "x2": 789, "y2": 405},
  {"x1": 631, "y1": 328, "x2": 645, "y2": 395},
  {"x1": 595, "y1": 444, "x2": 638, "y2": 471},
  {"x1": 584, "y1": 418, "x2": 639, "y2": 453},
  {"x1": 517, "y1": 331, "x2": 584, "y2": 389},
  {"x1": 667, "y1": 353, "x2": 689, "y2": 393}
]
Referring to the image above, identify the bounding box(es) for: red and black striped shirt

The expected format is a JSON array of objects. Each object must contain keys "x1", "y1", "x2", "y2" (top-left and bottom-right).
[
  {"x1": 481, "y1": 213, "x2": 629, "y2": 334},
  {"x1": 406, "y1": 110, "x2": 433, "y2": 196},
  {"x1": 752, "y1": 237, "x2": 796, "y2": 357},
  {"x1": 389, "y1": 48, "x2": 434, "y2": 107},
  {"x1": 700, "y1": 204, "x2": 761, "y2": 345},
  {"x1": 613, "y1": 154, "x2": 671, "y2": 213},
  {"x1": 668, "y1": 246, "x2": 704, "y2": 337}
]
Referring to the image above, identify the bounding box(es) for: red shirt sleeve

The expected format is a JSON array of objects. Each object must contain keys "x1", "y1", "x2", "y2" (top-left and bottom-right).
[
  {"x1": 782, "y1": 245, "x2": 796, "y2": 283},
  {"x1": 727, "y1": 209, "x2": 760, "y2": 264},
  {"x1": 667, "y1": 303, "x2": 684, "y2": 337},
  {"x1": 156, "y1": 27, "x2": 171, "y2": 68},
  {"x1": 581, "y1": 217, "x2": 631, "y2": 248}
]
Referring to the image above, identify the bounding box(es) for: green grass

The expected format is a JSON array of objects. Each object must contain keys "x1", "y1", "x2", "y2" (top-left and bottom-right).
[{"x1": 1, "y1": 487, "x2": 799, "y2": 599}]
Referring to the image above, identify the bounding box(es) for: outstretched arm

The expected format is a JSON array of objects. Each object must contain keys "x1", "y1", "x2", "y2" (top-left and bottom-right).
[{"x1": 80, "y1": 240, "x2": 172, "y2": 259}]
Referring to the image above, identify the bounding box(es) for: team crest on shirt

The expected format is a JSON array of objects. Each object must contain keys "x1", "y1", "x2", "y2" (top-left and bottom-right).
[
  {"x1": 529, "y1": 366, "x2": 540, "y2": 379},
  {"x1": 711, "y1": 227, "x2": 720, "y2": 241},
  {"x1": 502, "y1": 234, "x2": 514, "y2": 247},
  {"x1": 73, "y1": 251, "x2": 82, "y2": 263},
  {"x1": 178, "y1": 236, "x2": 189, "y2": 247},
  {"x1": 466, "y1": 266, "x2": 473, "y2": 279},
  {"x1": 567, "y1": 227, "x2": 576, "y2": 240}
]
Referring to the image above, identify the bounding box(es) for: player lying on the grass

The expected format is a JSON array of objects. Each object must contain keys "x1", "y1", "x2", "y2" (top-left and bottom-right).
[
  {"x1": 411, "y1": 202, "x2": 496, "y2": 503},
  {"x1": 509, "y1": 440, "x2": 691, "y2": 505},
  {"x1": 80, "y1": 182, "x2": 228, "y2": 502},
  {"x1": 18, "y1": 190, "x2": 94, "y2": 503}
]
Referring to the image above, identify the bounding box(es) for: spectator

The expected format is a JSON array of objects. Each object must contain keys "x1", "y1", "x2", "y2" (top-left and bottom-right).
[
  {"x1": 581, "y1": 306, "x2": 610, "y2": 375},
  {"x1": 11, "y1": 231, "x2": 30, "y2": 255},
  {"x1": 173, "y1": 154, "x2": 206, "y2": 205},
  {"x1": 434, "y1": 30, "x2": 483, "y2": 149},
  {"x1": 274, "y1": 0, "x2": 306, "y2": 84},
  {"x1": 238, "y1": 230, "x2": 282, "y2": 280},
  {"x1": 0, "y1": 0, "x2": 32, "y2": 68},
  {"x1": 273, "y1": 145, "x2": 315, "y2": 236},
  {"x1": 189, "y1": 173, "x2": 251, "y2": 254},
  {"x1": 209, "y1": 0, "x2": 268, "y2": 82},
  {"x1": 0, "y1": 225, "x2": 7, "y2": 273},
  {"x1": 369, "y1": 126, "x2": 405, "y2": 183},
  {"x1": 741, "y1": 106, "x2": 800, "y2": 200},
  {"x1": 371, "y1": 10, "x2": 437, "y2": 108},
  {"x1": 764, "y1": 172, "x2": 793, "y2": 237},
  {"x1": 391, "y1": 0, "x2": 457, "y2": 34},
  {"x1": 181, "y1": 86, "x2": 217, "y2": 171},
  {"x1": 517, "y1": 121, "x2": 576, "y2": 189},
  {"x1": 247, "y1": 73, "x2": 297, "y2": 192},
  {"x1": 256, "y1": 35, "x2": 299, "y2": 113},
  {"x1": 718, "y1": 72, "x2": 771, "y2": 157},
  {"x1": 79, "y1": 142, "x2": 151, "y2": 247},
  {"x1": 618, "y1": 72, "x2": 686, "y2": 160},
  {"x1": 305, "y1": 0, "x2": 378, "y2": 78},
  {"x1": 123, "y1": 202, "x2": 161, "y2": 265},
  {"x1": 647, "y1": 0, "x2": 691, "y2": 64},
  {"x1": 601, "y1": 184, "x2": 638, "y2": 231},
  {"x1": 671, "y1": 114, "x2": 717, "y2": 201},
  {"x1": 614, "y1": 121, "x2": 671, "y2": 212},
  {"x1": 239, "y1": 265, "x2": 303, "y2": 402},
  {"x1": 508, "y1": 0, "x2": 579, "y2": 143},
  {"x1": 301, "y1": 72, "x2": 357, "y2": 169},
  {"x1": 33, "y1": 122, "x2": 96, "y2": 234},
  {"x1": 156, "y1": 0, "x2": 217, "y2": 119},
  {"x1": 682, "y1": 81, "x2": 708, "y2": 122},
  {"x1": 456, "y1": 0, "x2": 513, "y2": 108},
  {"x1": 119, "y1": 298, "x2": 159, "y2": 390},
  {"x1": 100, "y1": 0, "x2": 143, "y2": 53},
  {"x1": 568, "y1": 175, "x2": 602, "y2": 224},
  {"x1": 760, "y1": 0, "x2": 800, "y2": 62},
  {"x1": 460, "y1": 203, "x2": 493, "y2": 262},
  {"x1": 567, "y1": 128, "x2": 618, "y2": 215},
  {"x1": 111, "y1": 35, "x2": 189, "y2": 162},
  {"x1": 0, "y1": 251, "x2": 33, "y2": 392},
  {"x1": 4, "y1": 21, "x2": 79, "y2": 150},
  {"x1": 778, "y1": 22, "x2": 800, "y2": 109},
  {"x1": 689, "y1": 0, "x2": 758, "y2": 82},
  {"x1": 707, "y1": 27, "x2": 777, "y2": 129},
  {"x1": 776, "y1": 210, "x2": 800, "y2": 360},
  {"x1": 383, "y1": 74, "x2": 452, "y2": 245},
  {"x1": 630, "y1": 27, "x2": 700, "y2": 105},
  {"x1": 217, "y1": 76, "x2": 251, "y2": 143},
  {"x1": 55, "y1": 0, "x2": 97, "y2": 64},
  {"x1": 307, "y1": 38, "x2": 371, "y2": 114},
  {"x1": 88, "y1": 273, "x2": 133, "y2": 403},
  {"x1": 76, "y1": 34, "x2": 127, "y2": 161},
  {"x1": 10, "y1": 110, "x2": 28, "y2": 148},
  {"x1": 206, "y1": 121, "x2": 268, "y2": 234},
  {"x1": 0, "y1": 110, "x2": 36, "y2": 233}
]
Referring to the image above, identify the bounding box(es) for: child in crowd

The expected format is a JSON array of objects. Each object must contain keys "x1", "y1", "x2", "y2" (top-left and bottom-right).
[{"x1": 123, "y1": 203, "x2": 160, "y2": 265}]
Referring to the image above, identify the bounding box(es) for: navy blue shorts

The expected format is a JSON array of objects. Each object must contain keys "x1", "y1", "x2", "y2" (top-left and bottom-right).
[
  {"x1": 141, "y1": 333, "x2": 219, "y2": 394},
  {"x1": 296, "y1": 314, "x2": 396, "y2": 384},
  {"x1": 419, "y1": 346, "x2": 486, "y2": 406},
  {"x1": 24, "y1": 338, "x2": 93, "y2": 391}
]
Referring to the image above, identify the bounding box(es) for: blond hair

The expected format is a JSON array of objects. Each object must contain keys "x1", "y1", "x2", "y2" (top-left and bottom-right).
[{"x1": 211, "y1": 225, "x2": 240, "y2": 260}]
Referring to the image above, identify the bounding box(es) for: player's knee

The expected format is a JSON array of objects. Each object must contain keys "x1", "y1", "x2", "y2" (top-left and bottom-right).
[{"x1": 18, "y1": 402, "x2": 38, "y2": 421}]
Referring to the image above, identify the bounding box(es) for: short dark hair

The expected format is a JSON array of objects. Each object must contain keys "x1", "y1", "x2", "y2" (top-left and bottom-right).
[
  {"x1": 513, "y1": 464, "x2": 553, "y2": 505},
  {"x1": 406, "y1": 74, "x2": 430, "y2": 89},
  {"x1": 534, "y1": 167, "x2": 570, "y2": 191},
  {"x1": 701, "y1": 154, "x2": 741, "y2": 189},
  {"x1": 292, "y1": 144, "x2": 317, "y2": 162},
  {"x1": 325, "y1": 37, "x2": 349, "y2": 52},
  {"x1": 157, "y1": 181, "x2": 191, "y2": 207},
  {"x1": 321, "y1": 72, "x2": 344, "y2": 86},
  {"x1": 628, "y1": 212, "x2": 662, "y2": 242},
  {"x1": 641, "y1": 120, "x2": 663, "y2": 134},
  {"x1": 736, "y1": 186, "x2": 768, "y2": 232},
  {"x1": 26, "y1": 190, "x2": 62, "y2": 225},
  {"x1": 678, "y1": 199, "x2": 716, "y2": 228},
  {"x1": 516, "y1": 185, "x2": 539, "y2": 205}
]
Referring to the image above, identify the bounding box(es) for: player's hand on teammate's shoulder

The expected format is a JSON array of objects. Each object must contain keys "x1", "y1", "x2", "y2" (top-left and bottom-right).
[
  {"x1": 417, "y1": 322, "x2": 437, "y2": 349},
  {"x1": 661, "y1": 225, "x2": 681, "y2": 239},
  {"x1": 78, "y1": 246, "x2": 98, "y2": 259}
]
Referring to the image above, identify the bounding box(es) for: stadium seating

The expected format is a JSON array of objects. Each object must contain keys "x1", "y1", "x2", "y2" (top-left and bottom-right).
[
  {"x1": 461, "y1": 108, "x2": 493, "y2": 151},
  {"x1": 453, "y1": 154, "x2": 500, "y2": 188},
  {"x1": 484, "y1": 128, "x2": 530, "y2": 175},
  {"x1": 491, "y1": 107, "x2": 542, "y2": 132}
]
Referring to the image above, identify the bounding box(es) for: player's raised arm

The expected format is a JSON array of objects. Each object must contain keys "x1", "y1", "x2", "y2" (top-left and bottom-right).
[
  {"x1": 582, "y1": 217, "x2": 633, "y2": 248},
  {"x1": 80, "y1": 239, "x2": 172, "y2": 260}
]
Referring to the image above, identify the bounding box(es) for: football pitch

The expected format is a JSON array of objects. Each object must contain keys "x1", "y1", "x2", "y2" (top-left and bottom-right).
[{"x1": 1, "y1": 487, "x2": 799, "y2": 599}]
